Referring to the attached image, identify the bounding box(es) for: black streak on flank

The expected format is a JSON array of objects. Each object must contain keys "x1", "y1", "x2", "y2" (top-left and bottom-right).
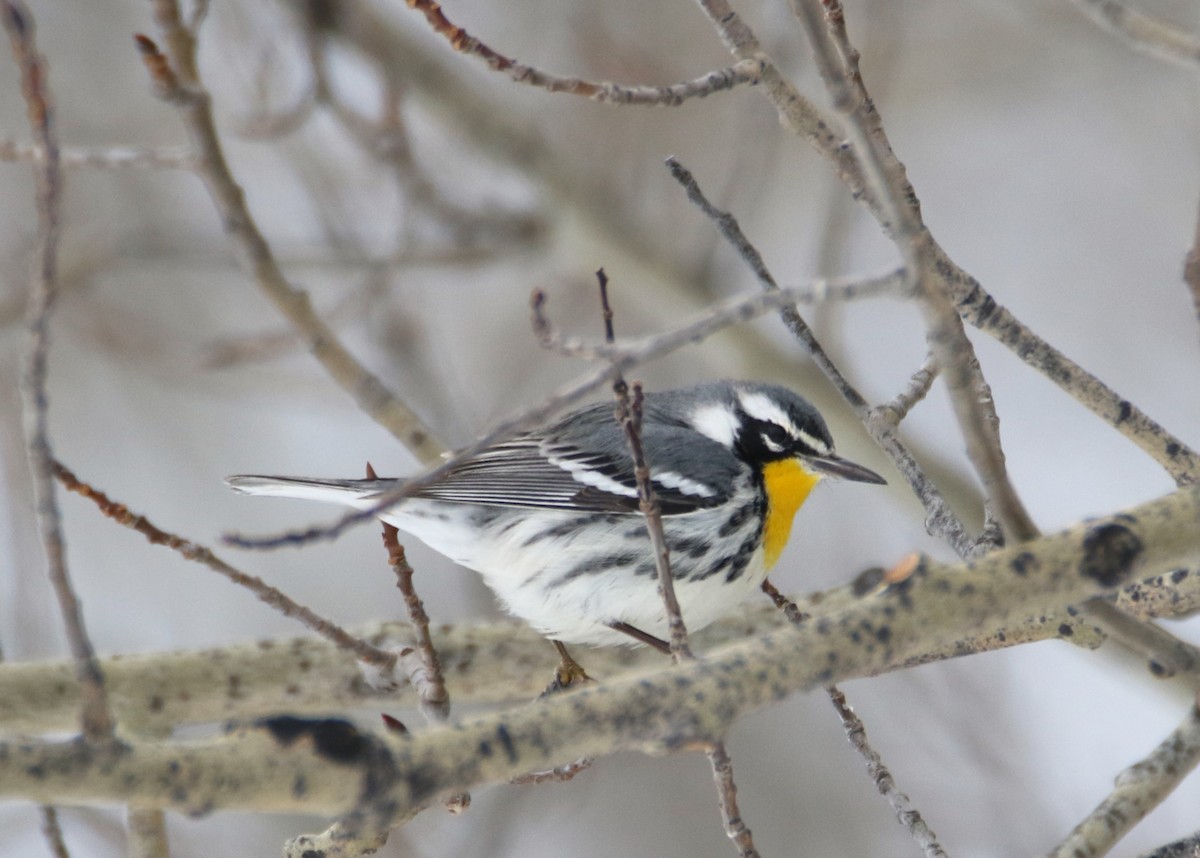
[
  {"x1": 496, "y1": 724, "x2": 518, "y2": 764},
  {"x1": 260, "y1": 716, "x2": 369, "y2": 764},
  {"x1": 1079, "y1": 523, "x2": 1144, "y2": 588}
]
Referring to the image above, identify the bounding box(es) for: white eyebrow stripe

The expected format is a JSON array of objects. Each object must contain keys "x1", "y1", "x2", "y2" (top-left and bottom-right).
[
  {"x1": 549, "y1": 456, "x2": 638, "y2": 497},
  {"x1": 737, "y1": 391, "x2": 797, "y2": 435},
  {"x1": 689, "y1": 403, "x2": 739, "y2": 448},
  {"x1": 653, "y1": 470, "x2": 716, "y2": 497},
  {"x1": 795, "y1": 428, "x2": 830, "y2": 456}
]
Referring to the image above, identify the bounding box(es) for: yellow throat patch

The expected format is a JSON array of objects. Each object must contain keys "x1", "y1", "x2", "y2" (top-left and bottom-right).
[{"x1": 761, "y1": 458, "x2": 821, "y2": 569}]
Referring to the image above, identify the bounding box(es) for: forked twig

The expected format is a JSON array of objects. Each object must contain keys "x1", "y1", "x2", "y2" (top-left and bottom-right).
[
  {"x1": 53, "y1": 462, "x2": 399, "y2": 673},
  {"x1": 665, "y1": 156, "x2": 974, "y2": 558},
  {"x1": 404, "y1": 0, "x2": 761, "y2": 105},
  {"x1": 134, "y1": 7, "x2": 445, "y2": 464},
  {"x1": 371, "y1": 462, "x2": 470, "y2": 815}
]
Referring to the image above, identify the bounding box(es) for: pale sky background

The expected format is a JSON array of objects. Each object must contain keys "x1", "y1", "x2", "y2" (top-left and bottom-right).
[{"x1": 3, "y1": 0, "x2": 1200, "y2": 856}]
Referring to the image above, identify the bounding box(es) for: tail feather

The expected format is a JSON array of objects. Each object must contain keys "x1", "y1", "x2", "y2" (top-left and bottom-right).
[{"x1": 225, "y1": 475, "x2": 394, "y2": 505}]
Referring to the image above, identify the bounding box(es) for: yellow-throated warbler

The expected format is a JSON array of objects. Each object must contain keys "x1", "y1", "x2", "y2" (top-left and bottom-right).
[{"x1": 228, "y1": 381, "x2": 885, "y2": 648}]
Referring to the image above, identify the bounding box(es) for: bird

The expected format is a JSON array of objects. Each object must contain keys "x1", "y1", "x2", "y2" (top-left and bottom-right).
[{"x1": 227, "y1": 380, "x2": 885, "y2": 652}]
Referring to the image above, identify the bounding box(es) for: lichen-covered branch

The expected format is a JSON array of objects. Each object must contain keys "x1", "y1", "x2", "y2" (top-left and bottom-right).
[{"x1": 3, "y1": 486, "x2": 1197, "y2": 819}]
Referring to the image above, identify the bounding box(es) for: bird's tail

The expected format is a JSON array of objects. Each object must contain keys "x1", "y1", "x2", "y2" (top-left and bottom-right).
[{"x1": 225, "y1": 475, "x2": 393, "y2": 505}]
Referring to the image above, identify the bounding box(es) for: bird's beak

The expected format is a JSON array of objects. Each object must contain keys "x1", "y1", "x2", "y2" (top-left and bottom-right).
[{"x1": 802, "y1": 454, "x2": 887, "y2": 485}]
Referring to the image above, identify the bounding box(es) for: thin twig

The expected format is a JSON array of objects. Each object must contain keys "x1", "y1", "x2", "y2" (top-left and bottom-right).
[
  {"x1": 1045, "y1": 701, "x2": 1200, "y2": 858},
  {"x1": 793, "y1": 0, "x2": 1037, "y2": 544},
  {"x1": 508, "y1": 757, "x2": 594, "y2": 785},
  {"x1": 828, "y1": 687, "x2": 949, "y2": 858},
  {"x1": 126, "y1": 807, "x2": 168, "y2": 858},
  {"x1": 404, "y1": 0, "x2": 761, "y2": 104},
  {"x1": 1081, "y1": 600, "x2": 1200, "y2": 688},
  {"x1": 870, "y1": 353, "x2": 939, "y2": 428},
  {"x1": 705, "y1": 742, "x2": 760, "y2": 858},
  {"x1": 53, "y1": 461, "x2": 399, "y2": 673},
  {"x1": 4, "y1": 0, "x2": 115, "y2": 745},
  {"x1": 373, "y1": 462, "x2": 469, "y2": 815},
  {"x1": 598, "y1": 271, "x2": 758, "y2": 855},
  {"x1": 763, "y1": 582, "x2": 947, "y2": 855},
  {"x1": 698, "y1": 0, "x2": 1199, "y2": 487},
  {"x1": 1067, "y1": 0, "x2": 1200, "y2": 69},
  {"x1": 1185, "y1": 197, "x2": 1200, "y2": 347},
  {"x1": 134, "y1": 8, "x2": 445, "y2": 464},
  {"x1": 598, "y1": 271, "x2": 691, "y2": 661},
  {"x1": 0, "y1": 140, "x2": 197, "y2": 169},
  {"x1": 224, "y1": 268, "x2": 904, "y2": 550},
  {"x1": 39, "y1": 805, "x2": 69, "y2": 858},
  {"x1": 665, "y1": 156, "x2": 975, "y2": 558}
]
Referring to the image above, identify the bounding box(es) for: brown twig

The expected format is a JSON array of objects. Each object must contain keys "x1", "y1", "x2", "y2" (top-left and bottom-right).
[
  {"x1": 508, "y1": 757, "x2": 594, "y2": 785},
  {"x1": 39, "y1": 805, "x2": 69, "y2": 858},
  {"x1": 52, "y1": 461, "x2": 398, "y2": 673},
  {"x1": 595, "y1": 271, "x2": 760, "y2": 856},
  {"x1": 598, "y1": 272, "x2": 692, "y2": 661},
  {"x1": 404, "y1": 0, "x2": 761, "y2": 105},
  {"x1": 705, "y1": 742, "x2": 760, "y2": 858},
  {"x1": 828, "y1": 686, "x2": 948, "y2": 858},
  {"x1": 370, "y1": 464, "x2": 468, "y2": 814},
  {"x1": 134, "y1": 8, "x2": 445, "y2": 464},
  {"x1": 4, "y1": 0, "x2": 115, "y2": 745}
]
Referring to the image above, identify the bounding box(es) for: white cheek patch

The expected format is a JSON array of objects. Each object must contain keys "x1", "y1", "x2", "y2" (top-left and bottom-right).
[{"x1": 690, "y1": 404, "x2": 740, "y2": 448}]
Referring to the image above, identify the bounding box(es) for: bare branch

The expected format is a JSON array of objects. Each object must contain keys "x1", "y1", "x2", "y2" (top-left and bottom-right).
[
  {"x1": 40, "y1": 806, "x2": 70, "y2": 858},
  {"x1": 828, "y1": 686, "x2": 948, "y2": 858},
  {"x1": 1046, "y1": 702, "x2": 1200, "y2": 858},
  {"x1": 665, "y1": 156, "x2": 976, "y2": 558},
  {"x1": 0, "y1": 139, "x2": 197, "y2": 169},
  {"x1": 1068, "y1": 0, "x2": 1200, "y2": 70},
  {"x1": 1135, "y1": 829, "x2": 1200, "y2": 858},
  {"x1": 1, "y1": 486, "x2": 1193, "y2": 820},
  {"x1": 870, "y1": 353, "x2": 939, "y2": 428},
  {"x1": 53, "y1": 461, "x2": 400, "y2": 675},
  {"x1": 127, "y1": 807, "x2": 168, "y2": 858},
  {"x1": 792, "y1": 0, "x2": 1037, "y2": 543},
  {"x1": 705, "y1": 742, "x2": 760, "y2": 858},
  {"x1": 404, "y1": 0, "x2": 761, "y2": 105},
  {"x1": 1081, "y1": 600, "x2": 1200, "y2": 688},
  {"x1": 134, "y1": 8, "x2": 446, "y2": 464},
  {"x1": 4, "y1": 0, "x2": 115, "y2": 745},
  {"x1": 373, "y1": 464, "x2": 470, "y2": 816}
]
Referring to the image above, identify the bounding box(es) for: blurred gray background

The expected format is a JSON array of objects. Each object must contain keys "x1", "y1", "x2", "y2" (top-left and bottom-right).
[{"x1": 3, "y1": 0, "x2": 1200, "y2": 855}]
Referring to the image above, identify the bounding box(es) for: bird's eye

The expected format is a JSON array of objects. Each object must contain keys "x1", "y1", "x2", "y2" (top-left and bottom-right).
[{"x1": 760, "y1": 423, "x2": 790, "y2": 450}]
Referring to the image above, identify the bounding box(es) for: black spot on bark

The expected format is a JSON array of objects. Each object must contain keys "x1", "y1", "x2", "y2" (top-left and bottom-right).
[
  {"x1": 1116, "y1": 400, "x2": 1132, "y2": 424},
  {"x1": 1079, "y1": 523, "x2": 1144, "y2": 588},
  {"x1": 1011, "y1": 552, "x2": 1037, "y2": 577},
  {"x1": 1057, "y1": 623, "x2": 1073, "y2": 637},
  {"x1": 1172, "y1": 568, "x2": 1190, "y2": 584},
  {"x1": 260, "y1": 716, "x2": 368, "y2": 764},
  {"x1": 496, "y1": 724, "x2": 518, "y2": 764}
]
